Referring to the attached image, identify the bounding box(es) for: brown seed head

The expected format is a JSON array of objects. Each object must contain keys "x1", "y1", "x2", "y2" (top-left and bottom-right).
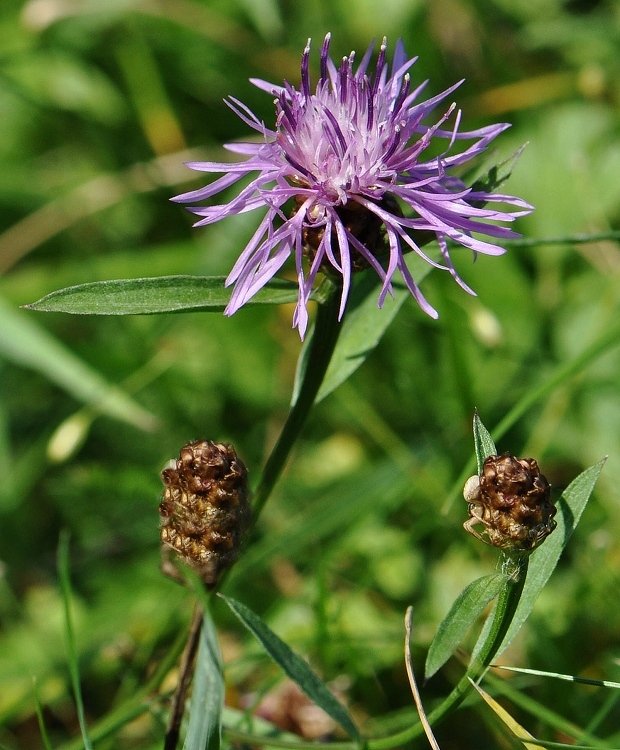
[
  {"x1": 463, "y1": 453, "x2": 557, "y2": 551},
  {"x1": 159, "y1": 440, "x2": 251, "y2": 587}
]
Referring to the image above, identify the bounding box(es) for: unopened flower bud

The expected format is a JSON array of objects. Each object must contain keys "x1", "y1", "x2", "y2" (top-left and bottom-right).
[
  {"x1": 463, "y1": 453, "x2": 557, "y2": 551},
  {"x1": 159, "y1": 440, "x2": 251, "y2": 587}
]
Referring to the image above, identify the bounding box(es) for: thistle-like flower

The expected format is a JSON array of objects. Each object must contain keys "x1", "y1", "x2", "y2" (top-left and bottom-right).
[{"x1": 173, "y1": 34, "x2": 532, "y2": 337}]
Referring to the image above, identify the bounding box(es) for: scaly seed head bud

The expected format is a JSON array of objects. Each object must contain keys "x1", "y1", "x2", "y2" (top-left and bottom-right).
[
  {"x1": 463, "y1": 453, "x2": 557, "y2": 551},
  {"x1": 159, "y1": 440, "x2": 251, "y2": 587}
]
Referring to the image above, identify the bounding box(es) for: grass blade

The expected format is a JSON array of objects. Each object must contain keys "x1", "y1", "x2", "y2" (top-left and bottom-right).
[
  {"x1": 57, "y1": 531, "x2": 93, "y2": 750},
  {"x1": 0, "y1": 295, "x2": 157, "y2": 431},
  {"x1": 468, "y1": 678, "x2": 546, "y2": 750},
  {"x1": 32, "y1": 678, "x2": 54, "y2": 750},
  {"x1": 492, "y1": 665, "x2": 620, "y2": 690},
  {"x1": 405, "y1": 608, "x2": 441, "y2": 750}
]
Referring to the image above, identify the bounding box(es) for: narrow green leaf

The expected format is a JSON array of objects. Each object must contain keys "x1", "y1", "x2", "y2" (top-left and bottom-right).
[
  {"x1": 183, "y1": 610, "x2": 224, "y2": 750},
  {"x1": 425, "y1": 573, "x2": 508, "y2": 681},
  {"x1": 0, "y1": 295, "x2": 157, "y2": 430},
  {"x1": 24, "y1": 275, "x2": 299, "y2": 315},
  {"x1": 473, "y1": 411, "x2": 497, "y2": 474},
  {"x1": 473, "y1": 460, "x2": 605, "y2": 660},
  {"x1": 492, "y1": 665, "x2": 620, "y2": 689},
  {"x1": 294, "y1": 253, "x2": 435, "y2": 404},
  {"x1": 220, "y1": 595, "x2": 360, "y2": 741},
  {"x1": 57, "y1": 531, "x2": 94, "y2": 750},
  {"x1": 469, "y1": 144, "x2": 528, "y2": 198}
]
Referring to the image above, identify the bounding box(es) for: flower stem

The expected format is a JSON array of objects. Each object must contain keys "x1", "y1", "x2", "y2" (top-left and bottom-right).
[{"x1": 251, "y1": 279, "x2": 342, "y2": 521}]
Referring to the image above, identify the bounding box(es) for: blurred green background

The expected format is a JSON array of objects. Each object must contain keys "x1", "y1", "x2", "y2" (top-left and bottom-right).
[{"x1": 1, "y1": 0, "x2": 620, "y2": 747}]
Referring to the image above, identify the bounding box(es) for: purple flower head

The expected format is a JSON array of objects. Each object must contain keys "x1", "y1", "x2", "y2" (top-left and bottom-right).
[{"x1": 173, "y1": 34, "x2": 532, "y2": 338}]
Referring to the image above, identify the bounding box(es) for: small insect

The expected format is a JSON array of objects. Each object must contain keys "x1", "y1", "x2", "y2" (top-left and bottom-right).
[{"x1": 463, "y1": 453, "x2": 557, "y2": 552}]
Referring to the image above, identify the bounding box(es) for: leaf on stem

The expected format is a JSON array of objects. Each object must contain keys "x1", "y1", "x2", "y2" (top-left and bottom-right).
[
  {"x1": 424, "y1": 573, "x2": 508, "y2": 681},
  {"x1": 220, "y1": 595, "x2": 360, "y2": 742},
  {"x1": 183, "y1": 609, "x2": 224, "y2": 750},
  {"x1": 24, "y1": 275, "x2": 300, "y2": 315},
  {"x1": 473, "y1": 411, "x2": 497, "y2": 474}
]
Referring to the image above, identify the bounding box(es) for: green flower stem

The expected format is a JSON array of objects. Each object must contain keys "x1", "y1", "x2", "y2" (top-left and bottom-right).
[{"x1": 251, "y1": 279, "x2": 343, "y2": 521}]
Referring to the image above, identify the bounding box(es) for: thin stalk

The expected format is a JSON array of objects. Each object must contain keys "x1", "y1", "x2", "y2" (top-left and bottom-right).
[{"x1": 251, "y1": 280, "x2": 342, "y2": 521}]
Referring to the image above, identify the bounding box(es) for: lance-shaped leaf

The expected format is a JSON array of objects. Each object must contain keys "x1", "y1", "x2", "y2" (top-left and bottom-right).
[
  {"x1": 184, "y1": 610, "x2": 224, "y2": 750},
  {"x1": 425, "y1": 573, "x2": 508, "y2": 681},
  {"x1": 220, "y1": 595, "x2": 360, "y2": 742},
  {"x1": 473, "y1": 411, "x2": 497, "y2": 473},
  {"x1": 24, "y1": 275, "x2": 300, "y2": 315}
]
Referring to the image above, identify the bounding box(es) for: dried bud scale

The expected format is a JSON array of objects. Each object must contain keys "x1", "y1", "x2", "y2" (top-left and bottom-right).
[
  {"x1": 159, "y1": 440, "x2": 251, "y2": 587},
  {"x1": 463, "y1": 453, "x2": 557, "y2": 552}
]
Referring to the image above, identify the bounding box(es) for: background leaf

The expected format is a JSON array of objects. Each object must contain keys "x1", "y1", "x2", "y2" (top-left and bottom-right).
[
  {"x1": 25, "y1": 276, "x2": 300, "y2": 315},
  {"x1": 425, "y1": 573, "x2": 508, "y2": 680},
  {"x1": 220, "y1": 595, "x2": 360, "y2": 741},
  {"x1": 0, "y1": 295, "x2": 157, "y2": 430}
]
